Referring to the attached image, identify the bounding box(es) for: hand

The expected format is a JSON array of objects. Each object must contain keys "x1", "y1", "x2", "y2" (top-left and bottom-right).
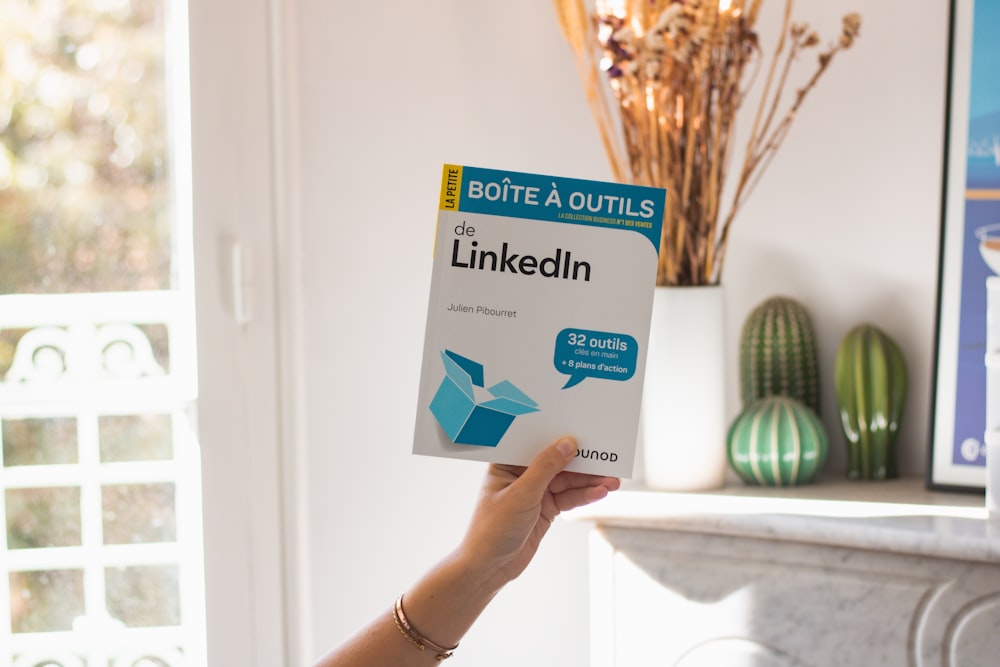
[
  {"x1": 458, "y1": 436, "x2": 621, "y2": 590},
  {"x1": 312, "y1": 436, "x2": 620, "y2": 666}
]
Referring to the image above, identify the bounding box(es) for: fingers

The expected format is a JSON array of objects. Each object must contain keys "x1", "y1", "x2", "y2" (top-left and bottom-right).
[
  {"x1": 552, "y1": 483, "x2": 614, "y2": 512},
  {"x1": 511, "y1": 436, "x2": 578, "y2": 502},
  {"x1": 490, "y1": 463, "x2": 527, "y2": 479},
  {"x1": 548, "y1": 471, "x2": 621, "y2": 495},
  {"x1": 501, "y1": 437, "x2": 622, "y2": 514}
]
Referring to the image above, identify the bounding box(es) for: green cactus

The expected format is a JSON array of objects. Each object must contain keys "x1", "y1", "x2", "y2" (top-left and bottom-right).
[
  {"x1": 834, "y1": 324, "x2": 908, "y2": 480},
  {"x1": 739, "y1": 296, "x2": 821, "y2": 414},
  {"x1": 727, "y1": 396, "x2": 829, "y2": 486}
]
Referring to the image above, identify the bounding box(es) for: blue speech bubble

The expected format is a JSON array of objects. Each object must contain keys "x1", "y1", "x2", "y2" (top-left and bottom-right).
[{"x1": 553, "y1": 328, "x2": 638, "y2": 389}]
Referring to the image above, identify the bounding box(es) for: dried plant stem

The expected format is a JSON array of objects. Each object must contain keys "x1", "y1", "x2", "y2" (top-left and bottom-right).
[
  {"x1": 714, "y1": 13, "x2": 856, "y2": 281},
  {"x1": 749, "y1": 0, "x2": 796, "y2": 156},
  {"x1": 554, "y1": 0, "x2": 860, "y2": 285},
  {"x1": 555, "y1": 0, "x2": 626, "y2": 181}
]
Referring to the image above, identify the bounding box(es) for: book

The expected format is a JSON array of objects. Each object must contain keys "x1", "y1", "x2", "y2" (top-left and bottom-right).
[{"x1": 412, "y1": 164, "x2": 665, "y2": 477}]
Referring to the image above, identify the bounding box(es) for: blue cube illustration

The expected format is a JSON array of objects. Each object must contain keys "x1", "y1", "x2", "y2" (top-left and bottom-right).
[{"x1": 429, "y1": 350, "x2": 539, "y2": 447}]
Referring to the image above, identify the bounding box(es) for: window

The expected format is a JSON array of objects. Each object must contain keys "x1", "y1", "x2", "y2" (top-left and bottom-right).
[{"x1": 0, "y1": 1, "x2": 206, "y2": 664}]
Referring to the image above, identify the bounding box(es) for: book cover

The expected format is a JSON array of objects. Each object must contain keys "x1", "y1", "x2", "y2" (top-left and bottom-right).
[{"x1": 412, "y1": 164, "x2": 665, "y2": 477}]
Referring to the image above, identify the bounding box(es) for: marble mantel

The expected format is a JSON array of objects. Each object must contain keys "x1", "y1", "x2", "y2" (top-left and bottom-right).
[{"x1": 567, "y1": 477, "x2": 1000, "y2": 667}]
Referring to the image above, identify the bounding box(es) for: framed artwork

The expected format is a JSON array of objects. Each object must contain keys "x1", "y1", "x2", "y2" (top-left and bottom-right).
[{"x1": 929, "y1": 0, "x2": 1000, "y2": 491}]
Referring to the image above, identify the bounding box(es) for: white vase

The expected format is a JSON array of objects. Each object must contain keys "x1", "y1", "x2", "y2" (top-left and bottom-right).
[{"x1": 641, "y1": 285, "x2": 728, "y2": 491}]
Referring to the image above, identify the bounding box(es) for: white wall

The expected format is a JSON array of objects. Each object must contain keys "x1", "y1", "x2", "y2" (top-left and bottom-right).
[{"x1": 293, "y1": 1, "x2": 951, "y2": 664}]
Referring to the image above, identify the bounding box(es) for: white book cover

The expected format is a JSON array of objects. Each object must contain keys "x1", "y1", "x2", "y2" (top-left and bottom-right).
[{"x1": 412, "y1": 164, "x2": 665, "y2": 477}]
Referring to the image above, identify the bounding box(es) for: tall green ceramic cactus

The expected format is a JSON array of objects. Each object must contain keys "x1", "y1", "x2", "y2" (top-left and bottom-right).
[
  {"x1": 834, "y1": 324, "x2": 908, "y2": 480},
  {"x1": 739, "y1": 296, "x2": 820, "y2": 414},
  {"x1": 727, "y1": 396, "x2": 828, "y2": 486}
]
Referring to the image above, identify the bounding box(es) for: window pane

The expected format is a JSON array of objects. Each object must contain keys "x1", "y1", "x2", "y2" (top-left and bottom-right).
[
  {"x1": 9, "y1": 569, "x2": 85, "y2": 633},
  {"x1": 0, "y1": 0, "x2": 173, "y2": 295},
  {"x1": 2, "y1": 417, "x2": 78, "y2": 467},
  {"x1": 99, "y1": 413, "x2": 173, "y2": 462},
  {"x1": 137, "y1": 322, "x2": 171, "y2": 373},
  {"x1": 102, "y1": 482, "x2": 176, "y2": 544},
  {"x1": 106, "y1": 565, "x2": 179, "y2": 627},
  {"x1": 0, "y1": 329, "x2": 27, "y2": 378},
  {"x1": 5, "y1": 487, "x2": 81, "y2": 549}
]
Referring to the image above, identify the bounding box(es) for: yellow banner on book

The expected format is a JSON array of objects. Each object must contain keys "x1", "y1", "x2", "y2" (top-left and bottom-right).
[{"x1": 439, "y1": 164, "x2": 463, "y2": 211}]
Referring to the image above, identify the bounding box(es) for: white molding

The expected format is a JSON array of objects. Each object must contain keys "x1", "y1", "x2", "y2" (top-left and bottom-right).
[
  {"x1": 267, "y1": 0, "x2": 314, "y2": 663},
  {"x1": 188, "y1": 0, "x2": 292, "y2": 663}
]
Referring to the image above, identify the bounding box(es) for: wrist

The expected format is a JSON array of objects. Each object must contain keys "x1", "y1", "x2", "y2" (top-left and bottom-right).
[
  {"x1": 450, "y1": 541, "x2": 513, "y2": 597},
  {"x1": 397, "y1": 548, "x2": 504, "y2": 656}
]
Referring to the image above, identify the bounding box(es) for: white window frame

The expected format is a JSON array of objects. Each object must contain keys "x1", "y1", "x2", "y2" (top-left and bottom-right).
[{"x1": 188, "y1": 0, "x2": 308, "y2": 664}]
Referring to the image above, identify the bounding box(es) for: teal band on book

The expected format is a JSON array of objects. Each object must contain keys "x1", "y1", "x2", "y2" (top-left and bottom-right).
[{"x1": 450, "y1": 165, "x2": 665, "y2": 251}]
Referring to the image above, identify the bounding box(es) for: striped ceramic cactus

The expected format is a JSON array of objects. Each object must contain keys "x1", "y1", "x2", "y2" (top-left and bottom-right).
[
  {"x1": 739, "y1": 296, "x2": 821, "y2": 414},
  {"x1": 727, "y1": 396, "x2": 828, "y2": 486},
  {"x1": 834, "y1": 324, "x2": 908, "y2": 480}
]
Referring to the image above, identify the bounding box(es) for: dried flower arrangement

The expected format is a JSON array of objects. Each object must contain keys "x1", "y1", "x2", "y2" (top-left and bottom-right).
[{"x1": 554, "y1": 0, "x2": 861, "y2": 286}]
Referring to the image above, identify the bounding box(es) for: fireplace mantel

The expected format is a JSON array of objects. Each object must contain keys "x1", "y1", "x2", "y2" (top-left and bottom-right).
[{"x1": 568, "y1": 478, "x2": 1000, "y2": 667}]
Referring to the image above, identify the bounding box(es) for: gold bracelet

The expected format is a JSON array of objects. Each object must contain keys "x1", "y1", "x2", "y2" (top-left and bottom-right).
[{"x1": 392, "y1": 595, "x2": 459, "y2": 661}]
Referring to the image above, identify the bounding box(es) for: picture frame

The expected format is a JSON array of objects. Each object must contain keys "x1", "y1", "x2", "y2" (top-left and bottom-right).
[{"x1": 928, "y1": 0, "x2": 1000, "y2": 492}]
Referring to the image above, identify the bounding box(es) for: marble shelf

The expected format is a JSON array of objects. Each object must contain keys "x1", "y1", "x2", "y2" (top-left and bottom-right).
[
  {"x1": 568, "y1": 476, "x2": 1000, "y2": 666},
  {"x1": 567, "y1": 475, "x2": 999, "y2": 564}
]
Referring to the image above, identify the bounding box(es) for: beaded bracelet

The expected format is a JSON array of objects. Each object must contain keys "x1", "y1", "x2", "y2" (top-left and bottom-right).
[{"x1": 392, "y1": 595, "x2": 459, "y2": 661}]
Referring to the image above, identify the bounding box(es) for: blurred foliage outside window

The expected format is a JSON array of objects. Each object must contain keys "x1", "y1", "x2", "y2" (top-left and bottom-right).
[{"x1": 0, "y1": 0, "x2": 173, "y2": 296}]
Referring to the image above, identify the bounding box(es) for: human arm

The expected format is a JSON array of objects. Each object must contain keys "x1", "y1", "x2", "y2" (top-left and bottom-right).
[{"x1": 313, "y1": 435, "x2": 620, "y2": 666}]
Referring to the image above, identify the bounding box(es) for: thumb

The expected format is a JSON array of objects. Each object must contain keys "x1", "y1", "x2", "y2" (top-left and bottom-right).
[{"x1": 512, "y1": 436, "x2": 578, "y2": 500}]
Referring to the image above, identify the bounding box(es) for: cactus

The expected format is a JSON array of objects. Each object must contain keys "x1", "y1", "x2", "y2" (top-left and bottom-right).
[
  {"x1": 834, "y1": 324, "x2": 908, "y2": 480},
  {"x1": 739, "y1": 296, "x2": 821, "y2": 414},
  {"x1": 727, "y1": 396, "x2": 828, "y2": 486}
]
